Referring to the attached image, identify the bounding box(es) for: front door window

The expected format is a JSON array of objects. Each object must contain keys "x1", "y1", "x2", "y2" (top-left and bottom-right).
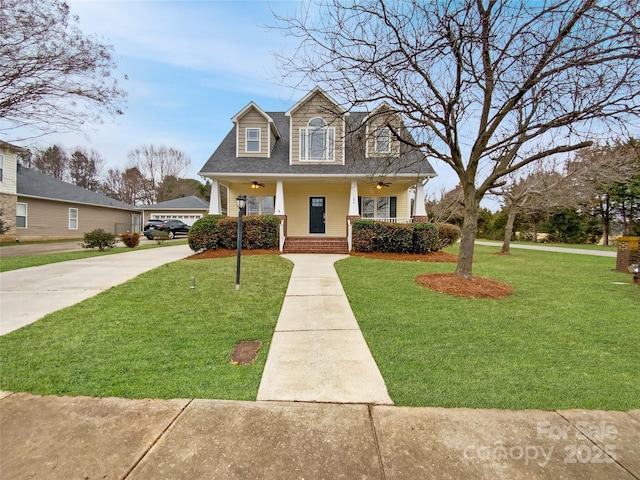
[{"x1": 309, "y1": 197, "x2": 325, "y2": 234}]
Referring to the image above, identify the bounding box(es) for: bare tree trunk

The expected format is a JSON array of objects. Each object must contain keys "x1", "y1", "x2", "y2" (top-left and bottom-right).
[
  {"x1": 532, "y1": 222, "x2": 539, "y2": 243},
  {"x1": 455, "y1": 187, "x2": 480, "y2": 279},
  {"x1": 502, "y1": 206, "x2": 517, "y2": 254}
]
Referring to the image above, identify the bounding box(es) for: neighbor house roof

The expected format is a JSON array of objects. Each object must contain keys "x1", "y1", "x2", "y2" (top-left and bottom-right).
[
  {"x1": 17, "y1": 165, "x2": 136, "y2": 211},
  {"x1": 199, "y1": 112, "x2": 437, "y2": 178},
  {"x1": 143, "y1": 195, "x2": 209, "y2": 210},
  {"x1": 0, "y1": 140, "x2": 27, "y2": 153}
]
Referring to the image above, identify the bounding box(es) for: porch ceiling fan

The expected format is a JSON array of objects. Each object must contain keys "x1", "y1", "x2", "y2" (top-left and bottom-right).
[
  {"x1": 376, "y1": 181, "x2": 391, "y2": 189},
  {"x1": 251, "y1": 180, "x2": 266, "y2": 189}
]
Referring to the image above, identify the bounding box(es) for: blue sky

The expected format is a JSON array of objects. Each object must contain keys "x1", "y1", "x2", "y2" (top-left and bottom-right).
[{"x1": 15, "y1": 0, "x2": 459, "y2": 200}]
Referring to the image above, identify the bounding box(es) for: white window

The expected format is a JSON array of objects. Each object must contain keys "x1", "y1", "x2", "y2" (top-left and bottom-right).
[
  {"x1": 0, "y1": 154, "x2": 4, "y2": 181},
  {"x1": 69, "y1": 208, "x2": 78, "y2": 230},
  {"x1": 361, "y1": 197, "x2": 390, "y2": 219},
  {"x1": 246, "y1": 128, "x2": 260, "y2": 152},
  {"x1": 300, "y1": 117, "x2": 335, "y2": 161},
  {"x1": 247, "y1": 196, "x2": 275, "y2": 215},
  {"x1": 375, "y1": 127, "x2": 391, "y2": 153},
  {"x1": 16, "y1": 202, "x2": 27, "y2": 228}
]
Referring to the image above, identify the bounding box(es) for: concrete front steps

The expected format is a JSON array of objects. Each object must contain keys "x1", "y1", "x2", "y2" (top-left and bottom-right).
[{"x1": 283, "y1": 237, "x2": 349, "y2": 254}]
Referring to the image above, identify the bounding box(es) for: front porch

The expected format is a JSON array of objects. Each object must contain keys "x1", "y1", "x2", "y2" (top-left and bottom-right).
[{"x1": 207, "y1": 177, "x2": 430, "y2": 253}]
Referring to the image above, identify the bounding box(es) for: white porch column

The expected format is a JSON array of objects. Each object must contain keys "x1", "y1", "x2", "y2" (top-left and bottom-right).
[
  {"x1": 275, "y1": 180, "x2": 285, "y2": 215},
  {"x1": 208, "y1": 179, "x2": 221, "y2": 215},
  {"x1": 348, "y1": 180, "x2": 359, "y2": 216},
  {"x1": 413, "y1": 179, "x2": 428, "y2": 217}
]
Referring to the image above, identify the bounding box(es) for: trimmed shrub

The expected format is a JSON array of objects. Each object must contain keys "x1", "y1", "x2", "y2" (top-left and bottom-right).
[
  {"x1": 374, "y1": 222, "x2": 414, "y2": 253},
  {"x1": 214, "y1": 215, "x2": 279, "y2": 250},
  {"x1": 352, "y1": 220, "x2": 439, "y2": 253},
  {"x1": 81, "y1": 229, "x2": 117, "y2": 251},
  {"x1": 188, "y1": 214, "x2": 225, "y2": 252},
  {"x1": 436, "y1": 223, "x2": 461, "y2": 250},
  {"x1": 120, "y1": 232, "x2": 140, "y2": 248},
  {"x1": 413, "y1": 222, "x2": 439, "y2": 253},
  {"x1": 151, "y1": 230, "x2": 170, "y2": 244},
  {"x1": 352, "y1": 220, "x2": 376, "y2": 252}
]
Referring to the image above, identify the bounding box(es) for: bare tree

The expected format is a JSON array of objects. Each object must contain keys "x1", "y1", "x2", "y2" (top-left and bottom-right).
[
  {"x1": 68, "y1": 147, "x2": 103, "y2": 190},
  {"x1": 566, "y1": 140, "x2": 640, "y2": 242},
  {"x1": 100, "y1": 167, "x2": 146, "y2": 206},
  {"x1": 425, "y1": 185, "x2": 464, "y2": 224},
  {"x1": 494, "y1": 167, "x2": 567, "y2": 253},
  {"x1": 274, "y1": 0, "x2": 640, "y2": 278},
  {"x1": 32, "y1": 145, "x2": 67, "y2": 180},
  {"x1": 0, "y1": 0, "x2": 126, "y2": 138},
  {"x1": 127, "y1": 145, "x2": 191, "y2": 205}
]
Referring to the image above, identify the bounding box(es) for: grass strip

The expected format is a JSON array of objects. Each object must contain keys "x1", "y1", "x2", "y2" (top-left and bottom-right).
[
  {"x1": 0, "y1": 255, "x2": 292, "y2": 400},
  {"x1": 336, "y1": 245, "x2": 639, "y2": 410}
]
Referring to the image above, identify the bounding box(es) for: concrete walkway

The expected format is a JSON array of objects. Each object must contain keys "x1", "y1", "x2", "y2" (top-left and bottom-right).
[
  {"x1": 257, "y1": 254, "x2": 393, "y2": 404},
  {"x1": 0, "y1": 244, "x2": 192, "y2": 335},
  {"x1": 475, "y1": 240, "x2": 617, "y2": 257},
  {"x1": 1, "y1": 391, "x2": 639, "y2": 479}
]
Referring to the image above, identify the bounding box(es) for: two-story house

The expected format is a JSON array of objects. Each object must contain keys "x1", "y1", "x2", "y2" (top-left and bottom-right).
[{"x1": 198, "y1": 87, "x2": 437, "y2": 252}]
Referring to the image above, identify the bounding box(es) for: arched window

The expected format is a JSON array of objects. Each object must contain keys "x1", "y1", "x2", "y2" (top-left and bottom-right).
[{"x1": 300, "y1": 117, "x2": 335, "y2": 161}]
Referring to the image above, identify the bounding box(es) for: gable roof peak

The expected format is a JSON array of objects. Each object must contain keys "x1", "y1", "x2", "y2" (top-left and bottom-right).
[
  {"x1": 231, "y1": 101, "x2": 281, "y2": 138},
  {"x1": 285, "y1": 86, "x2": 348, "y2": 117}
]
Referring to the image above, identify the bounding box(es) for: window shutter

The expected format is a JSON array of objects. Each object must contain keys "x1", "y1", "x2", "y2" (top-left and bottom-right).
[
  {"x1": 358, "y1": 196, "x2": 362, "y2": 215},
  {"x1": 390, "y1": 196, "x2": 397, "y2": 218}
]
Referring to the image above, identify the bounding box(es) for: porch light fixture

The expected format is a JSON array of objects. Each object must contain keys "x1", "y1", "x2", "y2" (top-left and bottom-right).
[
  {"x1": 235, "y1": 194, "x2": 247, "y2": 290},
  {"x1": 377, "y1": 181, "x2": 391, "y2": 189},
  {"x1": 251, "y1": 181, "x2": 265, "y2": 189}
]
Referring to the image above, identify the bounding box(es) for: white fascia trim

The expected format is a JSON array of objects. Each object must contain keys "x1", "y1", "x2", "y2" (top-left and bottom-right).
[
  {"x1": 231, "y1": 101, "x2": 280, "y2": 138},
  {"x1": 285, "y1": 86, "x2": 348, "y2": 117}
]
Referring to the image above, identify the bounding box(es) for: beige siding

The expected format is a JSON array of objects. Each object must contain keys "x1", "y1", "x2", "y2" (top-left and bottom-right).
[
  {"x1": 283, "y1": 183, "x2": 350, "y2": 237},
  {"x1": 16, "y1": 197, "x2": 137, "y2": 241},
  {"x1": 236, "y1": 110, "x2": 269, "y2": 157},
  {"x1": 0, "y1": 148, "x2": 18, "y2": 195},
  {"x1": 290, "y1": 92, "x2": 345, "y2": 165},
  {"x1": 365, "y1": 108, "x2": 402, "y2": 158}
]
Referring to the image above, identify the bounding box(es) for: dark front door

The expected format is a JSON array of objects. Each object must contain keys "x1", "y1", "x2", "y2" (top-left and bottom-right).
[{"x1": 309, "y1": 197, "x2": 326, "y2": 234}]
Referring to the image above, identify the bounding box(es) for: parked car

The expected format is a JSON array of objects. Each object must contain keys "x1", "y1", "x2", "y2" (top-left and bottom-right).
[{"x1": 144, "y1": 219, "x2": 190, "y2": 239}]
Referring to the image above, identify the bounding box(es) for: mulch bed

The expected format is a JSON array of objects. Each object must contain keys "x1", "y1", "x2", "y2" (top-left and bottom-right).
[
  {"x1": 416, "y1": 273, "x2": 514, "y2": 299},
  {"x1": 186, "y1": 248, "x2": 514, "y2": 298}
]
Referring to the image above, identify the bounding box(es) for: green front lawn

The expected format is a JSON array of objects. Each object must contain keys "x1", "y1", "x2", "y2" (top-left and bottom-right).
[
  {"x1": 0, "y1": 255, "x2": 292, "y2": 400},
  {"x1": 335, "y1": 245, "x2": 639, "y2": 410}
]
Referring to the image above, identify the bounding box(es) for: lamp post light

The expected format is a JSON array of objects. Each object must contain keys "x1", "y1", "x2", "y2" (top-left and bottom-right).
[{"x1": 235, "y1": 194, "x2": 247, "y2": 290}]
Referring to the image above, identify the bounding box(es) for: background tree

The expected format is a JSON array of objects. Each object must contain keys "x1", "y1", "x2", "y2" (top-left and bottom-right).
[
  {"x1": 425, "y1": 185, "x2": 464, "y2": 225},
  {"x1": 275, "y1": 0, "x2": 640, "y2": 278},
  {"x1": 493, "y1": 167, "x2": 567, "y2": 253},
  {"x1": 566, "y1": 140, "x2": 640, "y2": 243},
  {"x1": 0, "y1": 0, "x2": 126, "y2": 138},
  {"x1": 100, "y1": 167, "x2": 146, "y2": 206},
  {"x1": 68, "y1": 148, "x2": 103, "y2": 190},
  {"x1": 127, "y1": 145, "x2": 191, "y2": 205},
  {"x1": 32, "y1": 145, "x2": 67, "y2": 180}
]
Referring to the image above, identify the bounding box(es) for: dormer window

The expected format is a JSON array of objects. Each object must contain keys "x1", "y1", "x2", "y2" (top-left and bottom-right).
[
  {"x1": 246, "y1": 128, "x2": 260, "y2": 152},
  {"x1": 375, "y1": 127, "x2": 391, "y2": 153},
  {"x1": 300, "y1": 117, "x2": 335, "y2": 161}
]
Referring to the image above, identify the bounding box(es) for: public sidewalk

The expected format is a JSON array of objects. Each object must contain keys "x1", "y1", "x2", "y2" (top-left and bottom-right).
[
  {"x1": 257, "y1": 254, "x2": 393, "y2": 404},
  {"x1": 475, "y1": 240, "x2": 617, "y2": 257},
  {"x1": 1, "y1": 391, "x2": 639, "y2": 479},
  {"x1": 0, "y1": 244, "x2": 192, "y2": 335}
]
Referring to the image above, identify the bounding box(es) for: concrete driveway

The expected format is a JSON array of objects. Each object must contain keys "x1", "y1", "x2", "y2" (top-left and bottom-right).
[{"x1": 0, "y1": 244, "x2": 192, "y2": 335}]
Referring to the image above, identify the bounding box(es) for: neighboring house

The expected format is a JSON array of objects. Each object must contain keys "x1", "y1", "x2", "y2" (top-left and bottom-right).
[
  {"x1": 0, "y1": 142, "x2": 139, "y2": 241},
  {"x1": 141, "y1": 195, "x2": 210, "y2": 227},
  {"x1": 198, "y1": 87, "x2": 437, "y2": 252},
  {"x1": 0, "y1": 141, "x2": 22, "y2": 241}
]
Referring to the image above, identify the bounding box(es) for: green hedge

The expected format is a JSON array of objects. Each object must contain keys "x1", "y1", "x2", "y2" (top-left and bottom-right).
[
  {"x1": 188, "y1": 214, "x2": 278, "y2": 252},
  {"x1": 352, "y1": 220, "x2": 439, "y2": 253},
  {"x1": 436, "y1": 223, "x2": 461, "y2": 250},
  {"x1": 188, "y1": 214, "x2": 225, "y2": 251}
]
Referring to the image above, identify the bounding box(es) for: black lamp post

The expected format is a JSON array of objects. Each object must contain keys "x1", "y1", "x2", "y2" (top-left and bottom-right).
[{"x1": 235, "y1": 194, "x2": 247, "y2": 290}]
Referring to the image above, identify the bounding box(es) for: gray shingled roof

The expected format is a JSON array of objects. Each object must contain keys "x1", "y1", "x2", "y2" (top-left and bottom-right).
[
  {"x1": 17, "y1": 165, "x2": 136, "y2": 211},
  {"x1": 199, "y1": 112, "x2": 436, "y2": 178},
  {"x1": 143, "y1": 195, "x2": 209, "y2": 210}
]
